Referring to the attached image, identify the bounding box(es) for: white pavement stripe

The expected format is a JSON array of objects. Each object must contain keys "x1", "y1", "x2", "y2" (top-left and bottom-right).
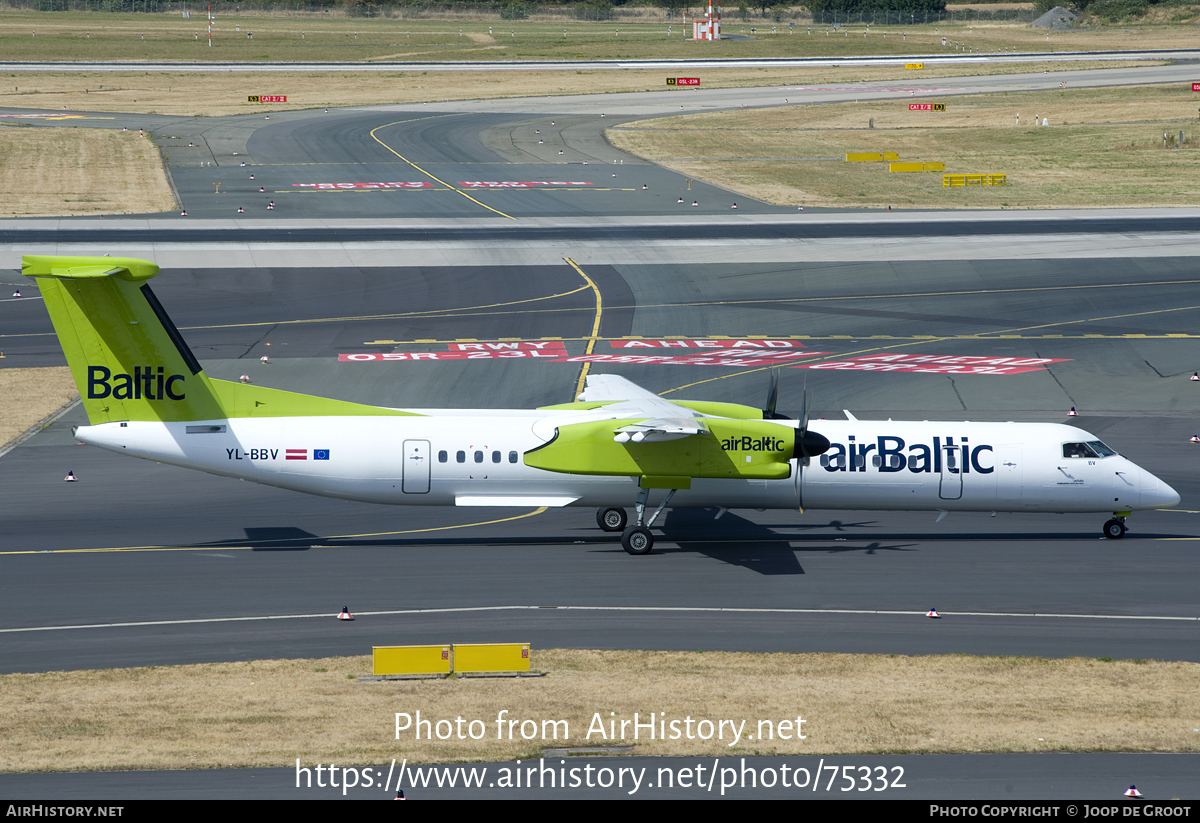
[{"x1": 2, "y1": 604, "x2": 1197, "y2": 634}]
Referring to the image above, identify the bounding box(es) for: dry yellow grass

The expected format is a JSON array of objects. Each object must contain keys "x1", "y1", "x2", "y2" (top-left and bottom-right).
[
  {"x1": 1, "y1": 651, "x2": 1197, "y2": 772},
  {"x1": 0, "y1": 126, "x2": 174, "y2": 217},
  {"x1": 606, "y1": 83, "x2": 1200, "y2": 209},
  {"x1": 0, "y1": 367, "x2": 77, "y2": 449}
]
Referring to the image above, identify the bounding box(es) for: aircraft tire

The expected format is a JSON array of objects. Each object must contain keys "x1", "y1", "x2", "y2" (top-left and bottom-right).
[
  {"x1": 1103, "y1": 519, "x2": 1126, "y2": 539},
  {"x1": 621, "y1": 526, "x2": 653, "y2": 555},
  {"x1": 597, "y1": 507, "x2": 628, "y2": 532}
]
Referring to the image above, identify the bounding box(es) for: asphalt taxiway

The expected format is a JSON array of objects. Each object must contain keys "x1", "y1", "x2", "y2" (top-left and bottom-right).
[{"x1": 2, "y1": 248, "x2": 1199, "y2": 672}]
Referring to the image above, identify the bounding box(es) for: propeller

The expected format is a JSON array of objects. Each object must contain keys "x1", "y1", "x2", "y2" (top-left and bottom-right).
[
  {"x1": 763, "y1": 370, "x2": 829, "y2": 465},
  {"x1": 763, "y1": 368, "x2": 790, "y2": 420}
]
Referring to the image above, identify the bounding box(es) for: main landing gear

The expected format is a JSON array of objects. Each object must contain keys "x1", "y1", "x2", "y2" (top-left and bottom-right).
[
  {"x1": 1103, "y1": 517, "x2": 1127, "y2": 540},
  {"x1": 596, "y1": 507, "x2": 627, "y2": 532},
  {"x1": 598, "y1": 486, "x2": 679, "y2": 555}
]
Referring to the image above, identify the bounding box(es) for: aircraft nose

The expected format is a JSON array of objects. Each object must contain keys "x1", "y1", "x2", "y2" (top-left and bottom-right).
[{"x1": 1139, "y1": 471, "x2": 1181, "y2": 509}]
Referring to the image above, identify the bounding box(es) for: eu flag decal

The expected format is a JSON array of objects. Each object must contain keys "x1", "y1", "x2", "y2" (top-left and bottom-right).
[{"x1": 314, "y1": 449, "x2": 330, "y2": 460}]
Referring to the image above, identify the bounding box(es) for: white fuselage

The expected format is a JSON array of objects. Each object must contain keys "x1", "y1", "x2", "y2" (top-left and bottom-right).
[{"x1": 76, "y1": 412, "x2": 1180, "y2": 515}]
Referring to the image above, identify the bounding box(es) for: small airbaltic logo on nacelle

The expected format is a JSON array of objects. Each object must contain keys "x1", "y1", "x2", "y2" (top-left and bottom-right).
[
  {"x1": 88, "y1": 366, "x2": 185, "y2": 400},
  {"x1": 721, "y1": 436, "x2": 787, "y2": 453}
]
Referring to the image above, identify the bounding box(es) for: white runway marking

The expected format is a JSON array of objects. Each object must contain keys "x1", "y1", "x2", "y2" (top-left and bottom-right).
[{"x1": 4, "y1": 604, "x2": 1198, "y2": 634}]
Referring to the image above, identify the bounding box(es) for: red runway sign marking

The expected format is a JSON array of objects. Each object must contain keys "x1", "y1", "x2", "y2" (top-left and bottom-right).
[
  {"x1": 340, "y1": 351, "x2": 563, "y2": 361},
  {"x1": 566, "y1": 352, "x2": 832, "y2": 367},
  {"x1": 294, "y1": 182, "x2": 434, "y2": 189},
  {"x1": 610, "y1": 339, "x2": 806, "y2": 349},
  {"x1": 447, "y1": 341, "x2": 566, "y2": 351},
  {"x1": 791, "y1": 354, "x2": 1071, "y2": 375},
  {"x1": 458, "y1": 181, "x2": 594, "y2": 188}
]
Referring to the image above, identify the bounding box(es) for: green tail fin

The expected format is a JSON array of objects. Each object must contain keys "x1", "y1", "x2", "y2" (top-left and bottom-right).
[{"x1": 25, "y1": 255, "x2": 418, "y2": 424}]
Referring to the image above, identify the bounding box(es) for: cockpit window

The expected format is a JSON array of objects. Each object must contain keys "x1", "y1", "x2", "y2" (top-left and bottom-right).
[
  {"x1": 1087, "y1": 440, "x2": 1117, "y2": 458},
  {"x1": 1062, "y1": 442, "x2": 1099, "y2": 459}
]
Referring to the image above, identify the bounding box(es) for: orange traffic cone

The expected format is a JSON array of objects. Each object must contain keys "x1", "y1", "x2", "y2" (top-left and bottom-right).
[{"x1": 338, "y1": 607, "x2": 354, "y2": 621}]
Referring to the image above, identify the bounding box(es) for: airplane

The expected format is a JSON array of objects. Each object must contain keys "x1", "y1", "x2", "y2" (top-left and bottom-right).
[{"x1": 23, "y1": 254, "x2": 1180, "y2": 554}]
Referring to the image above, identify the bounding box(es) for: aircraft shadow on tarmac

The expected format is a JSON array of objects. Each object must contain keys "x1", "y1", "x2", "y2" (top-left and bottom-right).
[
  {"x1": 646, "y1": 509, "x2": 918, "y2": 575},
  {"x1": 210, "y1": 516, "x2": 1181, "y2": 559}
]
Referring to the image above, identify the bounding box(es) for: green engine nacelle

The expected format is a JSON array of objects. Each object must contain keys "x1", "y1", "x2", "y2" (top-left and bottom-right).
[{"x1": 523, "y1": 417, "x2": 797, "y2": 483}]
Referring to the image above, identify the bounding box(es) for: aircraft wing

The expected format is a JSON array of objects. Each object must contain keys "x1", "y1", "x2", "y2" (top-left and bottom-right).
[{"x1": 578, "y1": 373, "x2": 701, "y2": 420}]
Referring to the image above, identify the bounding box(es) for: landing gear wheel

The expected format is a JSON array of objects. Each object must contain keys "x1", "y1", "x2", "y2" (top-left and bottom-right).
[
  {"x1": 621, "y1": 526, "x2": 653, "y2": 555},
  {"x1": 1103, "y1": 518, "x2": 1126, "y2": 539},
  {"x1": 596, "y1": 507, "x2": 627, "y2": 532}
]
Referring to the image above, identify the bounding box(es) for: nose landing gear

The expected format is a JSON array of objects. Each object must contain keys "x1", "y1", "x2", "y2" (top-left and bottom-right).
[{"x1": 1102, "y1": 517, "x2": 1127, "y2": 539}]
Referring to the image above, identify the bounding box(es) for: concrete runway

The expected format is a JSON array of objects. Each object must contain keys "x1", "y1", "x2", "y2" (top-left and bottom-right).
[{"x1": 2, "y1": 62, "x2": 1200, "y2": 798}]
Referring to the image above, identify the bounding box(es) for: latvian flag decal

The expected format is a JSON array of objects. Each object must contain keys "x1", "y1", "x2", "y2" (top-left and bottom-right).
[{"x1": 285, "y1": 449, "x2": 307, "y2": 461}]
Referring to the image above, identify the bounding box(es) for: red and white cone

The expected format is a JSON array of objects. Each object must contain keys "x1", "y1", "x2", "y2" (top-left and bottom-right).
[
  {"x1": 731, "y1": 203, "x2": 738, "y2": 209},
  {"x1": 180, "y1": 210, "x2": 187, "y2": 216},
  {"x1": 12, "y1": 290, "x2": 19, "y2": 298},
  {"x1": 65, "y1": 470, "x2": 77, "y2": 482},
  {"x1": 260, "y1": 355, "x2": 270, "y2": 364},
  {"x1": 338, "y1": 606, "x2": 354, "y2": 621},
  {"x1": 1124, "y1": 786, "x2": 1143, "y2": 798},
  {"x1": 1068, "y1": 407, "x2": 1078, "y2": 416},
  {"x1": 239, "y1": 374, "x2": 250, "y2": 383},
  {"x1": 926, "y1": 607, "x2": 940, "y2": 618},
  {"x1": 1190, "y1": 436, "x2": 1199, "y2": 444},
  {"x1": 237, "y1": 207, "x2": 244, "y2": 213},
  {"x1": 1191, "y1": 373, "x2": 1198, "y2": 381}
]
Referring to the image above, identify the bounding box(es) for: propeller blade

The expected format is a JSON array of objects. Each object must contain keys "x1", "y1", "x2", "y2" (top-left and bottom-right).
[{"x1": 763, "y1": 368, "x2": 790, "y2": 419}]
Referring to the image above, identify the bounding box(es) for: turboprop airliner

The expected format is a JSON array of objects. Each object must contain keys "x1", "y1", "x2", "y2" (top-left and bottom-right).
[{"x1": 24, "y1": 255, "x2": 1180, "y2": 554}]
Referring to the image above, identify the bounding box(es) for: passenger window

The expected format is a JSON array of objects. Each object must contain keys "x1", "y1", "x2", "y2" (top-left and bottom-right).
[
  {"x1": 492, "y1": 450, "x2": 501, "y2": 463},
  {"x1": 456, "y1": 450, "x2": 465, "y2": 463},
  {"x1": 438, "y1": 450, "x2": 447, "y2": 463},
  {"x1": 474, "y1": 450, "x2": 484, "y2": 463},
  {"x1": 509, "y1": 451, "x2": 518, "y2": 463}
]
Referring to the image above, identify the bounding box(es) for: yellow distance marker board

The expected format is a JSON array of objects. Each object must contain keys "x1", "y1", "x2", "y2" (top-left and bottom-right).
[
  {"x1": 905, "y1": 63, "x2": 925, "y2": 69},
  {"x1": 454, "y1": 643, "x2": 531, "y2": 673},
  {"x1": 373, "y1": 644, "x2": 452, "y2": 675}
]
